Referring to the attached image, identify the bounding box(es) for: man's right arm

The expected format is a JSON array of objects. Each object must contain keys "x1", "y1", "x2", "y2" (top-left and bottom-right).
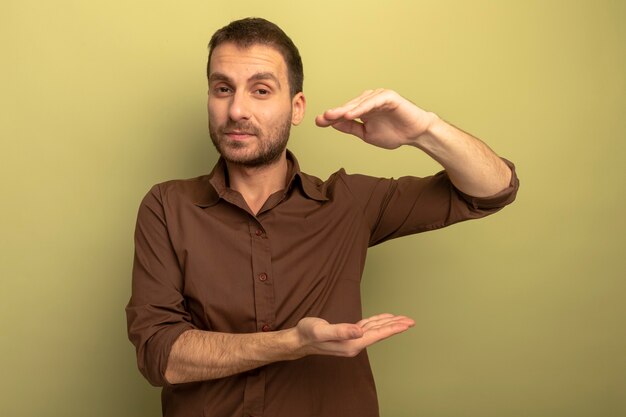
[
  {"x1": 127, "y1": 184, "x2": 414, "y2": 386},
  {"x1": 165, "y1": 314, "x2": 414, "y2": 384}
]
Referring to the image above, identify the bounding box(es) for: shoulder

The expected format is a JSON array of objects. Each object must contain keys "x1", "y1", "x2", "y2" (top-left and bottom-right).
[
  {"x1": 298, "y1": 168, "x2": 394, "y2": 202},
  {"x1": 142, "y1": 174, "x2": 216, "y2": 208}
]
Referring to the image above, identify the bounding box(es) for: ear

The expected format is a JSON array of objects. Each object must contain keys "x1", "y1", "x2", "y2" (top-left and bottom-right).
[{"x1": 291, "y1": 92, "x2": 306, "y2": 125}]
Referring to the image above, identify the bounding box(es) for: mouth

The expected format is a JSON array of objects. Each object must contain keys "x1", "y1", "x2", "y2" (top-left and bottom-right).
[{"x1": 224, "y1": 131, "x2": 256, "y2": 140}]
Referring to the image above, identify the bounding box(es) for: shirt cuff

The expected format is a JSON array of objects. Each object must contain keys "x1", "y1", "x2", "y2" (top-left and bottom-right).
[
  {"x1": 143, "y1": 322, "x2": 196, "y2": 387},
  {"x1": 456, "y1": 158, "x2": 519, "y2": 210}
]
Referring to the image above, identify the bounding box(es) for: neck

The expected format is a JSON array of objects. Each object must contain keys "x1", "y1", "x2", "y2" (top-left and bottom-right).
[{"x1": 225, "y1": 151, "x2": 289, "y2": 214}]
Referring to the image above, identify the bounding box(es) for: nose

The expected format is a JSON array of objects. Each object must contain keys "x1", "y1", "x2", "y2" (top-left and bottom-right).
[{"x1": 228, "y1": 92, "x2": 251, "y2": 121}]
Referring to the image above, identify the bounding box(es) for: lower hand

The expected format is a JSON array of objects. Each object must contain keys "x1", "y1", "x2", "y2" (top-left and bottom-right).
[{"x1": 295, "y1": 313, "x2": 415, "y2": 358}]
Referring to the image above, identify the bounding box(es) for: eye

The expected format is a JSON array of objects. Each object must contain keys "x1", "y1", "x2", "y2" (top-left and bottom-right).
[
  {"x1": 212, "y1": 85, "x2": 233, "y2": 96},
  {"x1": 255, "y1": 88, "x2": 270, "y2": 96}
]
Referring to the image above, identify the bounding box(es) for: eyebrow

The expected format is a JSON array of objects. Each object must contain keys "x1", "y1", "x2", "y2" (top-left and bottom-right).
[{"x1": 209, "y1": 71, "x2": 282, "y2": 89}]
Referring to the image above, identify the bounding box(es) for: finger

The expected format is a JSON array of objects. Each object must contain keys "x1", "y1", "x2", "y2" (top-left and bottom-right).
[
  {"x1": 360, "y1": 315, "x2": 415, "y2": 330},
  {"x1": 343, "y1": 91, "x2": 395, "y2": 121},
  {"x1": 317, "y1": 92, "x2": 393, "y2": 128},
  {"x1": 315, "y1": 90, "x2": 380, "y2": 126},
  {"x1": 358, "y1": 320, "x2": 414, "y2": 346},
  {"x1": 364, "y1": 319, "x2": 415, "y2": 334},
  {"x1": 329, "y1": 89, "x2": 379, "y2": 115},
  {"x1": 315, "y1": 109, "x2": 358, "y2": 127},
  {"x1": 358, "y1": 314, "x2": 410, "y2": 327},
  {"x1": 356, "y1": 313, "x2": 395, "y2": 327},
  {"x1": 315, "y1": 113, "x2": 335, "y2": 127}
]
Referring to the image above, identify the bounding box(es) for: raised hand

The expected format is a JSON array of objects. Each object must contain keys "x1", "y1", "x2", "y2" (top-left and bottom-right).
[
  {"x1": 295, "y1": 313, "x2": 415, "y2": 358},
  {"x1": 315, "y1": 89, "x2": 438, "y2": 149},
  {"x1": 316, "y1": 88, "x2": 512, "y2": 197}
]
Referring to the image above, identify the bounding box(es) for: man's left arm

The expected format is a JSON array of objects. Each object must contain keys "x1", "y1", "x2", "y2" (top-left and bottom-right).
[{"x1": 315, "y1": 89, "x2": 512, "y2": 198}]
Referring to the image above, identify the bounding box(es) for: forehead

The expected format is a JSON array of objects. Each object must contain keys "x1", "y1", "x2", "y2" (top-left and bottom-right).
[{"x1": 209, "y1": 43, "x2": 288, "y2": 82}]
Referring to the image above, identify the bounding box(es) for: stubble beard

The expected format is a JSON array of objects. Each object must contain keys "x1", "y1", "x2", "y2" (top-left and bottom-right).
[{"x1": 209, "y1": 115, "x2": 292, "y2": 168}]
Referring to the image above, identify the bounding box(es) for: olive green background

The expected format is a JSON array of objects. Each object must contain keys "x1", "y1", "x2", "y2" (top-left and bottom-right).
[{"x1": 1, "y1": 1, "x2": 625, "y2": 416}]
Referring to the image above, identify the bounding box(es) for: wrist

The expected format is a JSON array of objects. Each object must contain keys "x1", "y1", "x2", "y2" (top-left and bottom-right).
[
  {"x1": 408, "y1": 111, "x2": 441, "y2": 148},
  {"x1": 279, "y1": 326, "x2": 309, "y2": 360},
  {"x1": 409, "y1": 112, "x2": 452, "y2": 156}
]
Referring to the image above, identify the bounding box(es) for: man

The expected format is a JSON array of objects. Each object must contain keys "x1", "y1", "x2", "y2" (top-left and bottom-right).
[{"x1": 126, "y1": 17, "x2": 518, "y2": 417}]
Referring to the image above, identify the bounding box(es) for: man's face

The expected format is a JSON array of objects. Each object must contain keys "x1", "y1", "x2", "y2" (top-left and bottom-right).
[{"x1": 207, "y1": 42, "x2": 305, "y2": 167}]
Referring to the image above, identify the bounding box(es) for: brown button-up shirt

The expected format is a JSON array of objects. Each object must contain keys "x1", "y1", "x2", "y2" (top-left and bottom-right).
[{"x1": 126, "y1": 151, "x2": 519, "y2": 417}]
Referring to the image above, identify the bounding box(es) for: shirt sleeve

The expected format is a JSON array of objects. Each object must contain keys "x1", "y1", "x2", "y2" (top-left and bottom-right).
[
  {"x1": 339, "y1": 159, "x2": 519, "y2": 247},
  {"x1": 125, "y1": 184, "x2": 196, "y2": 387}
]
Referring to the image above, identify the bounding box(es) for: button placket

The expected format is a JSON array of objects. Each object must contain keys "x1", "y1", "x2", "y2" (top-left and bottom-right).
[
  {"x1": 248, "y1": 220, "x2": 276, "y2": 328},
  {"x1": 246, "y1": 220, "x2": 274, "y2": 416}
]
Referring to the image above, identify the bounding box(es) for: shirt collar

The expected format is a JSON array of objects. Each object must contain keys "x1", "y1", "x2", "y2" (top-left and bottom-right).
[{"x1": 194, "y1": 150, "x2": 328, "y2": 208}]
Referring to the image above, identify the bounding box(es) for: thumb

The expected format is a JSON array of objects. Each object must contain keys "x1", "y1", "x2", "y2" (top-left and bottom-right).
[
  {"x1": 319, "y1": 323, "x2": 364, "y2": 341},
  {"x1": 329, "y1": 120, "x2": 365, "y2": 139}
]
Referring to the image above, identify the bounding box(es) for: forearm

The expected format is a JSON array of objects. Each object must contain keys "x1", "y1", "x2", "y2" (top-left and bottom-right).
[
  {"x1": 164, "y1": 314, "x2": 414, "y2": 384},
  {"x1": 411, "y1": 114, "x2": 512, "y2": 197},
  {"x1": 164, "y1": 328, "x2": 303, "y2": 384}
]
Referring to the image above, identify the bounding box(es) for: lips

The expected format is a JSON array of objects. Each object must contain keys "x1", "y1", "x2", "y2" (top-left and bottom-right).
[
  {"x1": 219, "y1": 121, "x2": 261, "y2": 141},
  {"x1": 224, "y1": 131, "x2": 256, "y2": 140},
  {"x1": 225, "y1": 130, "x2": 254, "y2": 135}
]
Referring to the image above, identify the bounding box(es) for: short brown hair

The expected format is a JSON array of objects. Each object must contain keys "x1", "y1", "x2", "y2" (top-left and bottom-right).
[{"x1": 207, "y1": 17, "x2": 304, "y2": 96}]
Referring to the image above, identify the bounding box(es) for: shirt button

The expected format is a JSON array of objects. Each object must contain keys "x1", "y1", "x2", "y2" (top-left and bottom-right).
[
  {"x1": 261, "y1": 324, "x2": 271, "y2": 332},
  {"x1": 255, "y1": 229, "x2": 263, "y2": 236},
  {"x1": 258, "y1": 273, "x2": 268, "y2": 282}
]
